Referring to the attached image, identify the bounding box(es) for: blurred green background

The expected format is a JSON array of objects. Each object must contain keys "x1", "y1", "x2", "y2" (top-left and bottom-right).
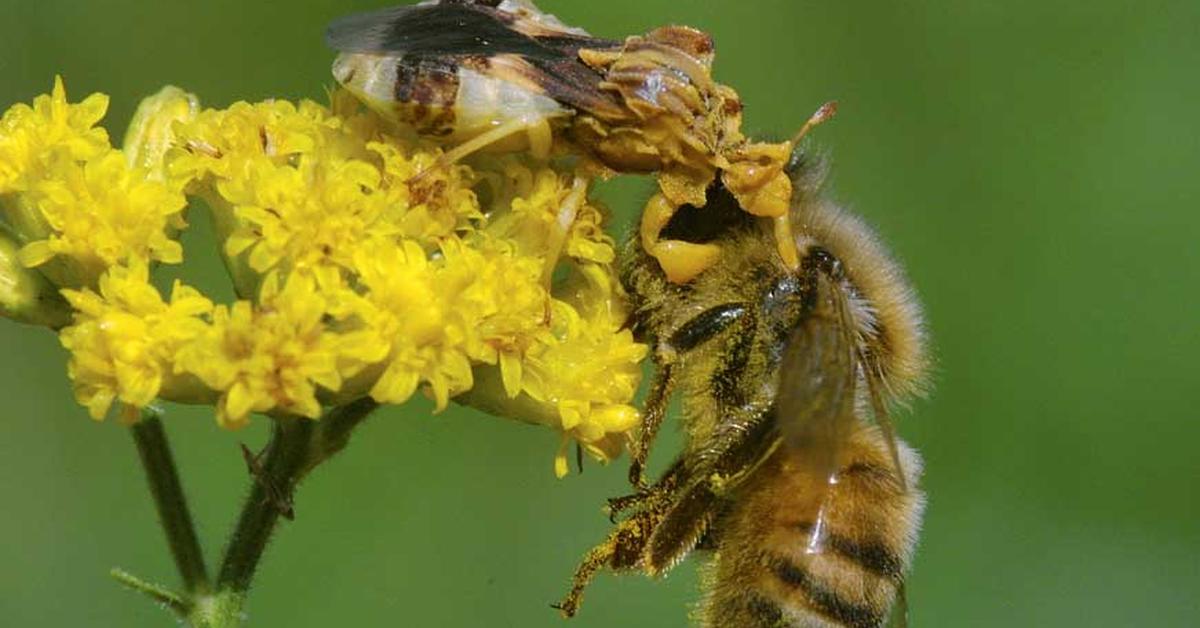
[{"x1": 2, "y1": 1, "x2": 1198, "y2": 626}]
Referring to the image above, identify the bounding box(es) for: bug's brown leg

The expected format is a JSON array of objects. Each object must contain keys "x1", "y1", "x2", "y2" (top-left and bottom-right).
[
  {"x1": 240, "y1": 443, "x2": 296, "y2": 520},
  {"x1": 552, "y1": 535, "x2": 616, "y2": 618}
]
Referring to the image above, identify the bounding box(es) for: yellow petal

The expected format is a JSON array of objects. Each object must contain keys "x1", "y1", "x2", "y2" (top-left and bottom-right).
[
  {"x1": 553, "y1": 434, "x2": 570, "y2": 479},
  {"x1": 499, "y1": 350, "x2": 524, "y2": 399}
]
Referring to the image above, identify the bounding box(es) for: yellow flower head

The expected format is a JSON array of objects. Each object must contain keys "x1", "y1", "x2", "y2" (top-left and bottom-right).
[
  {"x1": 522, "y1": 265, "x2": 648, "y2": 477},
  {"x1": 0, "y1": 78, "x2": 188, "y2": 290},
  {"x1": 0, "y1": 79, "x2": 649, "y2": 474},
  {"x1": 482, "y1": 160, "x2": 615, "y2": 266},
  {"x1": 59, "y1": 261, "x2": 213, "y2": 421},
  {"x1": 350, "y1": 237, "x2": 547, "y2": 412},
  {"x1": 174, "y1": 272, "x2": 367, "y2": 428},
  {"x1": 0, "y1": 76, "x2": 109, "y2": 194},
  {"x1": 17, "y1": 150, "x2": 187, "y2": 286}
]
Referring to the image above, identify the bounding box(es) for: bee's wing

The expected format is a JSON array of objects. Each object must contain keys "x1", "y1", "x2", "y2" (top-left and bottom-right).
[
  {"x1": 886, "y1": 582, "x2": 909, "y2": 628},
  {"x1": 775, "y1": 272, "x2": 857, "y2": 482},
  {"x1": 326, "y1": 3, "x2": 621, "y2": 58}
]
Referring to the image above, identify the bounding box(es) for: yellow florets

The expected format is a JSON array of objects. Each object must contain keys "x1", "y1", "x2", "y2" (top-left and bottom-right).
[
  {"x1": 0, "y1": 77, "x2": 186, "y2": 289},
  {"x1": 0, "y1": 77, "x2": 648, "y2": 473},
  {"x1": 175, "y1": 272, "x2": 373, "y2": 428},
  {"x1": 59, "y1": 261, "x2": 213, "y2": 421},
  {"x1": 0, "y1": 76, "x2": 109, "y2": 194},
  {"x1": 17, "y1": 150, "x2": 187, "y2": 282},
  {"x1": 523, "y1": 265, "x2": 647, "y2": 477}
]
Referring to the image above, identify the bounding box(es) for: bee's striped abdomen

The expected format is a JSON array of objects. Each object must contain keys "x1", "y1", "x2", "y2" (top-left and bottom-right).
[{"x1": 701, "y1": 424, "x2": 924, "y2": 628}]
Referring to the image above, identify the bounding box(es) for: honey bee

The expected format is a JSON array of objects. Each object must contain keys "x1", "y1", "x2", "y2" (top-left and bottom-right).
[
  {"x1": 325, "y1": 0, "x2": 821, "y2": 285},
  {"x1": 553, "y1": 147, "x2": 931, "y2": 627}
]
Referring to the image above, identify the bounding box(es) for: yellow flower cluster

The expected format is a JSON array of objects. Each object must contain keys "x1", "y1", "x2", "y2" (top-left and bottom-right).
[
  {"x1": 0, "y1": 77, "x2": 187, "y2": 289},
  {"x1": 0, "y1": 78, "x2": 647, "y2": 474}
]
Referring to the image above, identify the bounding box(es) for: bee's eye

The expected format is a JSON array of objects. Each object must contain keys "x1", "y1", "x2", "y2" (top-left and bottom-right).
[{"x1": 805, "y1": 248, "x2": 843, "y2": 279}]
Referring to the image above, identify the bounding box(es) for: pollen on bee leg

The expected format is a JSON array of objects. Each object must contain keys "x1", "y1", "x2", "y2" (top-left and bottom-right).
[{"x1": 774, "y1": 214, "x2": 800, "y2": 270}]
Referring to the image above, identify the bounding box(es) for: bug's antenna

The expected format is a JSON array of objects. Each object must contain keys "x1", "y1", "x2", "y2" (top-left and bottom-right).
[{"x1": 790, "y1": 101, "x2": 839, "y2": 147}]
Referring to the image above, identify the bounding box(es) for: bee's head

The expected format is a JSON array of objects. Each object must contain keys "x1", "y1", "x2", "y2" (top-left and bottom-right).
[{"x1": 635, "y1": 162, "x2": 929, "y2": 403}]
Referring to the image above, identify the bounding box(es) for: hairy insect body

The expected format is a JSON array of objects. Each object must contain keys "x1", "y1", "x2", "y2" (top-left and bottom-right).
[
  {"x1": 701, "y1": 426, "x2": 923, "y2": 627},
  {"x1": 323, "y1": 3, "x2": 932, "y2": 624},
  {"x1": 557, "y1": 157, "x2": 929, "y2": 627}
]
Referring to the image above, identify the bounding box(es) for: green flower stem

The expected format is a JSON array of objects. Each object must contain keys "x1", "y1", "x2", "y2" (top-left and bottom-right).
[
  {"x1": 214, "y1": 398, "x2": 380, "y2": 593},
  {"x1": 130, "y1": 409, "x2": 210, "y2": 594},
  {"x1": 214, "y1": 418, "x2": 311, "y2": 594}
]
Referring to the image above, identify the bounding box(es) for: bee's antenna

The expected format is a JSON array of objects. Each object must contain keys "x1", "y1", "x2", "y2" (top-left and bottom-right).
[{"x1": 789, "y1": 101, "x2": 839, "y2": 147}]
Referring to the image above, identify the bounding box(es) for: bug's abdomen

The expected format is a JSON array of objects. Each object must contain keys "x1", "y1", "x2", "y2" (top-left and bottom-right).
[
  {"x1": 701, "y1": 424, "x2": 924, "y2": 628},
  {"x1": 332, "y1": 52, "x2": 460, "y2": 136},
  {"x1": 332, "y1": 53, "x2": 569, "y2": 146}
]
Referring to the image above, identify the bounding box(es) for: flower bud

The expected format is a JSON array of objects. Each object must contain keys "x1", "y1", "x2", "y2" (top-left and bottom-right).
[
  {"x1": 123, "y1": 86, "x2": 200, "y2": 183},
  {"x1": 0, "y1": 228, "x2": 71, "y2": 328}
]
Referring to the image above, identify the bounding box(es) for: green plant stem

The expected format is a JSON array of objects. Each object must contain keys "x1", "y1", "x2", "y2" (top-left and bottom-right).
[
  {"x1": 215, "y1": 398, "x2": 379, "y2": 593},
  {"x1": 213, "y1": 418, "x2": 310, "y2": 593},
  {"x1": 110, "y1": 568, "x2": 189, "y2": 616},
  {"x1": 131, "y1": 410, "x2": 210, "y2": 595}
]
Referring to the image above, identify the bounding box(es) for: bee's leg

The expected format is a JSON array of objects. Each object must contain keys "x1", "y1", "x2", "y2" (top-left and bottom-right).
[
  {"x1": 554, "y1": 506, "x2": 666, "y2": 618},
  {"x1": 609, "y1": 457, "x2": 686, "y2": 522},
  {"x1": 627, "y1": 363, "x2": 674, "y2": 489},
  {"x1": 240, "y1": 443, "x2": 296, "y2": 520},
  {"x1": 638, "y1": 415, "x2": 778, "y2": 570},
  {"x1": 541, "y1": 173, "x2": 589, "y2": 285},
  {"x1": 640, "y1": 192, "x2": 721, "y2": 283},
  {"x1": 552, "y1": 535, "x2": 614, "y2": 618},
  {"x1": 644, "y1": 481, "x2": 721, "y2": 575}
]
